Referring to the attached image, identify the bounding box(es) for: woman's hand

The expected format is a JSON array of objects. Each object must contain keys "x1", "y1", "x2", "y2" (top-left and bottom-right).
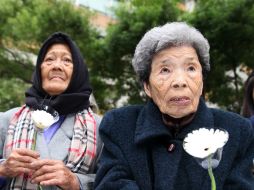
[
  {"x1": 30, "y1": 159, "x2": 80, "y2": 190},
  {"x1": 0, "y1": 148, "x2": 40, "y2": 177}
]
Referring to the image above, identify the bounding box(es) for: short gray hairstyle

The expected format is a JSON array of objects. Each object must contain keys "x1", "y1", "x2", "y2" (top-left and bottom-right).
[{"x1": 132, "y1": 22, "x2": 210, "y2": 83}]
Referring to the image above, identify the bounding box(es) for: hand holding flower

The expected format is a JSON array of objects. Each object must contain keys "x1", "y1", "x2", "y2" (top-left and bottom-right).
[
  {"x1": 0, "y1": 149, "x2": 39, "y2": 178},
  {"x1": 31, "y1": 110, "x2": 56, "y2": 190},
  {"x1": 30, "y1": 159, "x2": 80, "y2": 190}
]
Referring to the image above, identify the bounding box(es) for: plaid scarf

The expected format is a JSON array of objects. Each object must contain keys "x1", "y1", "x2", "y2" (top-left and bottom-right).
[{"x1": 3, "y1": 106, "x2": 97, "y2": 190}]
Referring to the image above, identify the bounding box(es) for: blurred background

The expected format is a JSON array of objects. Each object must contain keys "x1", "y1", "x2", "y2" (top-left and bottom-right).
[{"x1": 0, "y1": 0, "x2": 253, "y2": 114}]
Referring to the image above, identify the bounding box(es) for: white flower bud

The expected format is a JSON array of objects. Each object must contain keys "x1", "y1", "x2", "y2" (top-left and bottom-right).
[{"x1": 31, "y1": 110, "x2": 55, "y2": 130}]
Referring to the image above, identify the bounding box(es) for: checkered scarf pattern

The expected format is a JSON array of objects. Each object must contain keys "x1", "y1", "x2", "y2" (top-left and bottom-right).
[{"x1": 3, "y1": 105, "x2": 97, "y2": 190}]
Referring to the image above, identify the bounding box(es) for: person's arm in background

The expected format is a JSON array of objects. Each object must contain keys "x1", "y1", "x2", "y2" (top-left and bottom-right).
[
  {"x1": 0, "y1": 111, "x2": 8, "y2": 159},
  {"x1": 0, "y1": 109, "x2": 15, "y2": 187},
  {"x1": 224, "y1": 120, "x2": 254, "y2": 190},
  {"x1": 0, "y1": 153, "x2": 6, "y2": 188},
  {"x1": 0, "y1": 111, "x2": 10, "y2": 188},
  {"x1": 94, "y1": 112, "x2": 139, "y2": 190}
]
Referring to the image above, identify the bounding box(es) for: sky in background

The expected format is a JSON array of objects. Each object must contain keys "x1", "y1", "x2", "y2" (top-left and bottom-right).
[{"x1": 77, "y1": 0, "x2": 117, "y2": 16}]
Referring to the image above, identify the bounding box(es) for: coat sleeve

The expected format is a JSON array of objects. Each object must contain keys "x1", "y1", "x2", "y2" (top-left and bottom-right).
[
  {"x1": 0, "y1": 108, "x2": 20, "y2": 188},
  {"x1": 0, "y1": 112, "x2": 6, "y2": 159},
  {"x1": 224, "y1": 120, "x2": 254, "y2": 189},
  {"x1": 0, "y1": 112, "x2": 7, "y2": 188},
  {"x1": 94, "y1": 112, "x2": 139, "y2": 190},
  {"x1": 0, "y1": 108, "x2": 19, "y2": 159}
]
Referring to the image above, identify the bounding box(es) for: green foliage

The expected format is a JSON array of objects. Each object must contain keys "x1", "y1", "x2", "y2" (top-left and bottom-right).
[
  {"x1": 93, "y1": 0, "x2": 254, "y2": 113},
  {"x1": 188, "y1": 0, "x2": 254, "y2": 112},
  {"x1": 91, "y1": 0, "x2": 181, "y2": 111},
  {"x1": 0, "y1": 78, "x2": 29, "y2": 111},
  {"x1": 0, "y1": 47, "x2": 34, "y2": 83},
  {"x1": 1, "y1": 0, "x2": 94, "y2": 55},
  {"x1": 1, "y1": 0, "x2": 254, "y2": 114}
]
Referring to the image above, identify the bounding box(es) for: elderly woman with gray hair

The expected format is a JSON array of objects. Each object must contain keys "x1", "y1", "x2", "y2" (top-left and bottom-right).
[{"x1": 94, "y1": 22, "x2": 254, "y2": 190}]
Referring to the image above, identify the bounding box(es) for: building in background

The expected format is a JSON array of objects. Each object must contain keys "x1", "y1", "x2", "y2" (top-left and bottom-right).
[
  {"x1": 76, "y1": 0, "x2": 117, "y2": 35},
  {"x1": 178, "y1": 0, "x2": 196, "y2": 12}
]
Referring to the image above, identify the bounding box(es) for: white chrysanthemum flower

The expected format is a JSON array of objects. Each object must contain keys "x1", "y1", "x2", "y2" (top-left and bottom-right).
[
  {"x1": 31, "y1": 110, "x2": 55, "y2": 130},
  {"x1": 183, "y1": 128, "x2": 229, "y2": 159}
]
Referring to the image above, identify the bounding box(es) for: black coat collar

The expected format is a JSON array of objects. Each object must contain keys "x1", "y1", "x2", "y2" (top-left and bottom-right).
[{"x1": 134, "y1": 98, "x2": 214, "y2": 145}]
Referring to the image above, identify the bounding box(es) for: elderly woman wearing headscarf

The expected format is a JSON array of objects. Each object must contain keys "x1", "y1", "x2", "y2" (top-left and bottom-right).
[
  {"x1": 94, "y1": 22, "x2": 254, "y2": 190},
  {"x1": 0, "y1": 32, "x2": 102, "y2": 190}
]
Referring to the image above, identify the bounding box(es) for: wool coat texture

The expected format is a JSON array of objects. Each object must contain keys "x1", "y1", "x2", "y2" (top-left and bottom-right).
[
  {"x1": 94, "y1": 98, "x2": 254, "y2": 190},
  {"x1": 250, "y1": 116, "x2": 254, "y2": 127}
]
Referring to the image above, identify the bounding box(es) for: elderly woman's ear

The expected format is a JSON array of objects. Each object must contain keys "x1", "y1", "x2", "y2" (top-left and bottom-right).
[{"x1": 143, "y1": 82, "x2": 152, "y2": 98}]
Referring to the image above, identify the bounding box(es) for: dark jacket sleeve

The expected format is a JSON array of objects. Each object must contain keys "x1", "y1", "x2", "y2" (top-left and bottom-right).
[
  {"x1": 224, "y1": 119, "x2": 254, "y2": 190},
  {"x1": 94, "y1": 111, "x2": 139, "y2": 190},
  {"x1": 249, "y1": 116, "x2": 254, "y2": 127}
]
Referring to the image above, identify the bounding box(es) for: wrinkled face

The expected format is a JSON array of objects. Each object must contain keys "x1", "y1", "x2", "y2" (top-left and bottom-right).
[
  {"x1": 144, "y1": 46, "x2": 203, "y2": 118},
  {"x1": 41, "y1": 44, "x2": 73, "y2": 95}
]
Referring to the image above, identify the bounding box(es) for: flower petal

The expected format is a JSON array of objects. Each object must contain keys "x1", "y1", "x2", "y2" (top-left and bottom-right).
[
  {"x1": 183, "y1": 128, "x2": 229, "y2": 159},
  {"x1": 31, "y1": 110, "x2": 55, "y2": 129}
]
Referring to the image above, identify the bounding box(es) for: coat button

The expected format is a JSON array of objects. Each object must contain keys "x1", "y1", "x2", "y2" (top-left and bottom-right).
[{"x1": 167, "y1": 143, "x2": 175, "y2": 152}]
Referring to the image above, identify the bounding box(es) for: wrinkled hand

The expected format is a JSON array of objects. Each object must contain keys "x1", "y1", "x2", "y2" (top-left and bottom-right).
[
  {"x1": 0, "y1": 148, "x2": 40, "y2": 177},
  {"x1": 30, "y1": 159, "x2": 79, "y2": 190}
]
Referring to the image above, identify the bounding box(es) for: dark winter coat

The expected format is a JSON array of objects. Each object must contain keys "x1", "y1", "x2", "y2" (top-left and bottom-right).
[
  {"x1": 94, "y1": 98, "x2": 254, "y2": 190},
  {"x1": 250, "y1": 116, "x2": 254, "y2": 127}
]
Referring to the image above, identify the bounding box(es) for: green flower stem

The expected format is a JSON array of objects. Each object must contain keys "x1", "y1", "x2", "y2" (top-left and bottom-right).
[
  {"x1": 32, "y1": 130, "x2": 37, "y2": 150},
  {"x1": 32, "y1": 130, "x2": 43, "y2": 190},
  {"x1": 208, "y1": 156, "x2": 216, "y2": 190}
]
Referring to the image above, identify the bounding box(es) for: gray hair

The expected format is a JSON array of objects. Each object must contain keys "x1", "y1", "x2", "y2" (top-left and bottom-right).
[{"x1": 132, "y1": 22, "x2": 210, "y2": 83}]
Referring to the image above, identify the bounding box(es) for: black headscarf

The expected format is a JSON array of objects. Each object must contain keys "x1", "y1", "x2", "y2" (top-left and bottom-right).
[{"x1": 25, "y1": 32, "x2": 92, "y2": 115}]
